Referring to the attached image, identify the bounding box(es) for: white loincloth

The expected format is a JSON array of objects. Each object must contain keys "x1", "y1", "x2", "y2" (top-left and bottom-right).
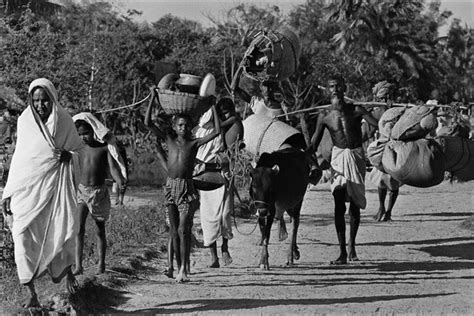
[
  {"x1": 330, "y1": 146, "x2": 367, "y2": 209},
  {"x1": 72, "y1": 112, "x2": 127, "y2": 180},
  {"x1": 200, "y1": 183, "x2": 233, "y2": 246},
  {"x1": 2, "y1": 78, "x2": 84, "y2": 283}
]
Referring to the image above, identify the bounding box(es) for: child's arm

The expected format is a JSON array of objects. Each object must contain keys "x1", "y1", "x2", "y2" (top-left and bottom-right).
[
  {"x1": 144, "y1": 88, "x2": 166, "y2": 139},
  {"x1": 108, "y1": 152, "x2": 125, "y2": 191},
  {"x1": 196, "y1": 105, "x2": 221, "y2": 147},
  {"x1": 220, "y1": 116, "x2": 236, "y2": 128}
]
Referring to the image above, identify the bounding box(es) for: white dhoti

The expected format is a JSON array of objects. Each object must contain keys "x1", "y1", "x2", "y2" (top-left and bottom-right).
[
  {"x1": 330, "y1": 146, "x2": 367, "y2": 209},
  {"x1": 195, "y1": 108, "x2": 233, "y2": 246},
  {"x1": 200, "y1": 183, "x2": 234, "y2": 246}
]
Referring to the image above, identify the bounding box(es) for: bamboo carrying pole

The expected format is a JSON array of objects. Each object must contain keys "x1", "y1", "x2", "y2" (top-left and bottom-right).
[{"x1": 277, "y1": 100, "x2": 453, "y2": 119}]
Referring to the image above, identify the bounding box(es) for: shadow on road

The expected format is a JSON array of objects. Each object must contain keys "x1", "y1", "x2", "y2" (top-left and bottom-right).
[{"x1": 129, "y1": 293, "x2": 455, "y2": 314}]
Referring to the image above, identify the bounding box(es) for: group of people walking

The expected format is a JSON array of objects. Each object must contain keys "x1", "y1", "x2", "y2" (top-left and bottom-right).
[{"x1": 2, "y1": 72, "x2": 452, "y2": 309}]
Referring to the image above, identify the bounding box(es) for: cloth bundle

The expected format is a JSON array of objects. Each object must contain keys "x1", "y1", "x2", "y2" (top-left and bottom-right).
[{"x1": 367, "y1": 105, "x2": 445, "y2": 187}]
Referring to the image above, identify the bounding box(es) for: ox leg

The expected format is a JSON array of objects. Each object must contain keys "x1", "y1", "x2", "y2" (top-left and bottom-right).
[
  {"x1": 286, "y1": 202, "x2": 302, "y2": 266},
  {"x1": 258, "y1": 214, "x2": 274, "y2": 270}
]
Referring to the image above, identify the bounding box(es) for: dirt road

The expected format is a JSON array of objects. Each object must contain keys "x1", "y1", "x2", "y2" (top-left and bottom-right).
[{"x1": 112, "y1": 180, "x2": 473, "y2": 314}]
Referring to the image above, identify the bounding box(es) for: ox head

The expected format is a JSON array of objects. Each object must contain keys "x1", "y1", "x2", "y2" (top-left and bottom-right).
[{"x1": 249, "y1": 164, "x2": 279, "y2": 217}]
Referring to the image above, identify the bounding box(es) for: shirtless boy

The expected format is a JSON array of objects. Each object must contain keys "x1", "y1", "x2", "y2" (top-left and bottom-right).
[
  {"x1": 73, "y1": 120, "x2": 125, "y2": 275},
  {"x1": 145, "y1": 94, "x2": 221, "y2": 282},
  {"x1": 309, "y1": 75, "x2": 377, "y2": 264}
]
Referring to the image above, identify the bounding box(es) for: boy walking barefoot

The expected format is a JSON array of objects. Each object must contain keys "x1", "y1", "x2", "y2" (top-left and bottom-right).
[
  {"x1": 145, "y1": 93, "x2": 221, "y2": 282},
  {"x1": 73, "y1": 120, "x2": 125, "y2": 275}
]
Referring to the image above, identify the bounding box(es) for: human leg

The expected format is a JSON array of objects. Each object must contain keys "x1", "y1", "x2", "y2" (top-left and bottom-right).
[
  {"x1": 163, "y1": 234, "x2": 174, "y2": 278},
  {"x1": 374, "y1": 186, "x2": 387, "y2": 221},
  {"x1": 383, "y1": 189, "x2": 399, "y2": 221},
  {"x1": 176, "y1": 209, "x2": 192, "y2": 282},
  {"x1": 95, "y1": 220, "x2": 107, "y2": 274},
  {"x1": 221, "y1": 237, "x2": 233, "y2": 266},
  {"x1": 168, "y1": 204, "x2": 181, "y2": 274},
  {"x1": 331, "y1": 188, "x2": 347, "y2": 265},
  {"x1": 22, "y1": 281, "x2": 40, "y2": 308},
  {"x1": 348, "y1": 202, "x2": 361, "y2": 261},
  {"x1": 209, "y1": 241, "x2": 220, "y2": 268},
  {"x1": 73, "y1": 203, "x2": 89, "y2": 275}
]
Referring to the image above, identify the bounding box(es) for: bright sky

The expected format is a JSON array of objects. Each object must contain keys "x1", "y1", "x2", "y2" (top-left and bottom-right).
[{"x1": 114, "y1": 0, "x2": 472, "y2": 32}]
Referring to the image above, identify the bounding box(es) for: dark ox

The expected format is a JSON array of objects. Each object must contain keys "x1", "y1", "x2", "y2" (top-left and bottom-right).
[{"x1": 249, "y1": 148, "x2": 310, "y2": 269}]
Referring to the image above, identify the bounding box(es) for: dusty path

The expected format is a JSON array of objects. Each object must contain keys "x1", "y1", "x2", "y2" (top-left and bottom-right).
[{"x1": 115, "y1": 181, "x2": 472, "y2": 314}]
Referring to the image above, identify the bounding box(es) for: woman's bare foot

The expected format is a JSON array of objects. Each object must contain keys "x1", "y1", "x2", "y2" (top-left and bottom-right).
[
  {"x1": 22, "y1": 294, "x2": 40, "y2": 309},
  {"x1": 66, "y1": 271, "x2": 79, "y2": 294},
  {"x1": 222, "y1": 251, "x2": 233, "y2": 266}
]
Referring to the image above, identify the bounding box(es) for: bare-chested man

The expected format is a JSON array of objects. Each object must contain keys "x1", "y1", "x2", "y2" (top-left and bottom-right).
[
  {"x1": 308, "y1": 75, "x2": 377, "y2": 264},
  {"x1": 73, "y1": 120, "x2": 125, "y2": 275},
  {"x1": 145, "y1": 94, "x2": 221, "y2": 282}
]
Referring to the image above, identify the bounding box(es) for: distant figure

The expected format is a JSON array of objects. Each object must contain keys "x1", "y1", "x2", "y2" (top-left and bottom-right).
[
  {"x1": 2, "y1": 78, "x2": 83, "y2": 308},
  {"x1": 368, "y1": 81, "x2": 403, "y2": 222},
  {"x1": 144, "y1": 90, "x2": 221, "y2": 282},
  {"x1": 73, "y1": 119, "x2": 125, "y2": 275},
  {"x1": 113, "y1": 138, "x2": 129, "y2": 205},
  {"x1": 308, "y1": 75, "x2": 378, "y2": 264}
]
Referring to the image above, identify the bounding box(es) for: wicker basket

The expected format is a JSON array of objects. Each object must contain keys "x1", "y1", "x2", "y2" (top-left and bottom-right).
[{"x1": 157, "y1": 89, "x2": 212, "y2": 118}]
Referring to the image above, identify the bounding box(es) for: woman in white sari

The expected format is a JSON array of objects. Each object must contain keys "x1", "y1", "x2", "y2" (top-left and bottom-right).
[{"x1": 2, "y1": 78, "x2": 83, "y2": 308}]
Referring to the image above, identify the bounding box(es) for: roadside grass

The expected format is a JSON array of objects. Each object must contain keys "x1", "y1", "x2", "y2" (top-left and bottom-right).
[{"x1": 0, "y1": 189, "x2": 169, "y2": 314}]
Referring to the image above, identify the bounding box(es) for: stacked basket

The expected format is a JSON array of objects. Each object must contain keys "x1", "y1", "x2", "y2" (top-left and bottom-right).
[{"x1": 156, "y1": 73, "x2": 216, "y2": 118}]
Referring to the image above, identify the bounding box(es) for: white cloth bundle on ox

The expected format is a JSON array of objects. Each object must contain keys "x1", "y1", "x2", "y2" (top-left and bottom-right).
[
  {"x1": 2, "y1": 78, "x2": 84, "y2": 284},
  {"x1": 72, "y1": 112, "x2": 127, "y2": 180},
  {"x1": 194, "y1": 108, "x2": 233, "y2": 246}
]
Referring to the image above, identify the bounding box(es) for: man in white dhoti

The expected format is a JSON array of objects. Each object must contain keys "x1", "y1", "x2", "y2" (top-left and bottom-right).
[
  {"x1": 308, "y1": 75, "x2": 377, "y2": 265},
  {"x1": 1, "y1": 78, "x2": 84, "y2": 308},
  {"x1": 195, "y1": 98, "x2": 243, "y2": 268}
]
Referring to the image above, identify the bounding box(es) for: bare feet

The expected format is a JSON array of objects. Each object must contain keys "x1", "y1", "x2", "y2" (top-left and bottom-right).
[
  {"x1": 163, "y1": 268, "x2": 174, "y2": 278},
  {"x1": 208, "y1": 260, "x2": 220, "y2": 268},
  {"x1": 72, "y1": 265, "x2": 84, "y2": 276},
  {"x1": 175, "y1": 268, "x2": 189, "y2": 283},
  {"x1": 66, "y1": 271, "x2": 79, "y2": 294},
  {"x1": 330, "y1": 255, "x2": 347, "y2": 265},
  {"x1": 348, "y1": 248, "x2": 359, "y2": 262},
  {"x1": 22, "y1": 294, "x2": 40, "y2": 309},
  {"x1": 382, "y1": 213, "x2": 392, "y2": 221},
  {"x1": 222, "y1": 251, "x2": 233, "y2": 266}
]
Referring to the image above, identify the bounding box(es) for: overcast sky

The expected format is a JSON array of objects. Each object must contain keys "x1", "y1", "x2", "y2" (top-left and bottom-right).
[{"x1": 115, "y1": 0, "x2": 472, "y2": 32}]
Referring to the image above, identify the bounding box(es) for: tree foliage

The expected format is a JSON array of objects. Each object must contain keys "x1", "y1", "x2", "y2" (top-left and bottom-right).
[{"x1": 0, "y1": 0, "x2": 471, "y2": 133}]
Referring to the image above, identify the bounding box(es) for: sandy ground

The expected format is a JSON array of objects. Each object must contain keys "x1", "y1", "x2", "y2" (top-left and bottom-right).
[{"x1": 110, "y1": 179, "x2": 474, "y2": 315}]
